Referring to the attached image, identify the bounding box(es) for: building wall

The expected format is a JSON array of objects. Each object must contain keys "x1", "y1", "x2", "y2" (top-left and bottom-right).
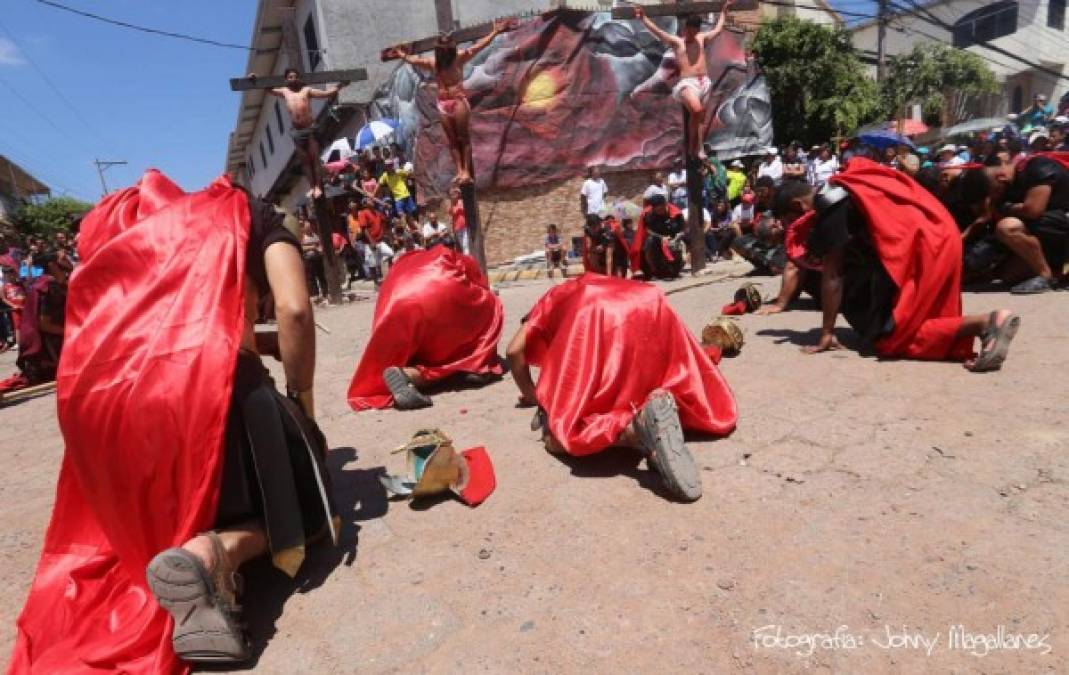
[
  {"x1": 851, "y1": 1, "x2": 1067, "y2": 115},
  {"x1": 318, "y1": 0, "x2": 554, "y2": 106}
]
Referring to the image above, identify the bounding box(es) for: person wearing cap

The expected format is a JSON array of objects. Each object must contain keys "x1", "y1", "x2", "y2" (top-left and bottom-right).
[
  {"x1": 1028, "y1": 129, "x2": 1051, "y2": 153},
  {"x1": 936, "y1": 144, "x2": 965, "y2": 167},
  {"x1": 377, "y1": 158, "x2": 418, "y2": 228},
  {"x1": 757, "y1": 147, "x2": 783, "y2": 185},
  {"x1": 725, "y1": 160, "x2": 747, "y2": 204},
  {"x1": 963, "y1": 151, "x2": 1069, "y2": 294},
  {"x1": 1021, "y1": 93, "x2": 1055, "y2": 131},
  {"x1": 810, "y1": 144, "x2": 839, "y2": 187}
]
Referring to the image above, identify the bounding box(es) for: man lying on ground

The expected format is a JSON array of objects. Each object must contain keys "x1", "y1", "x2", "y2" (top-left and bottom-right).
[
  {"x1": 506, "y1": 274, "x2": 737, "y2": 502},
  {"x1": 347, "y1": 246, "x2": 503, "y2": 411},
  {"x1": 10, "y1": 171, "x2": 338, "y2": 671},
  {"x1": 766, "y1": 159, "x2": 1020, "y2": 372}
]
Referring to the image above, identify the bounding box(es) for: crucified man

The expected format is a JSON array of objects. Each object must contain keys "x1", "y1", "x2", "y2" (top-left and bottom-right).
[
  {"x1": 635, "y1": 2, "x2": 732, "y2": 159},
  {"x1": 251, "y1": 68, "x2": 350, "y2": 199},
  {"x1": 384, "y1": 19, "x2": 517, "y2": 186}
]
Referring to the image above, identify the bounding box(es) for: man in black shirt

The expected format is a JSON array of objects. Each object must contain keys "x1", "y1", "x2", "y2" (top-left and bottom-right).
[{"x1": 985, "y1": 154, "x2": 1069, "y2": 293}]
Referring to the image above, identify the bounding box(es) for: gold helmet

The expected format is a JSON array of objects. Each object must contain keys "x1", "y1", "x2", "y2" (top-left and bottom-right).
[
  {"x1": 702, "y1": 317, "x2": 745, "y2": 354},
  {"x1": 734, "y1": 282, "x2": 763, "y2": 312}
]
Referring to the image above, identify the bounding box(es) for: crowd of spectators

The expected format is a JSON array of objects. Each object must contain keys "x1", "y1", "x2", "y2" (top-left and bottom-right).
[
  {"x1": 297, "y1": 143, "x2": 470, "y2": 300},
  {"x1": 566, "y1": 99, "x2": 1069, "y2": 285}
]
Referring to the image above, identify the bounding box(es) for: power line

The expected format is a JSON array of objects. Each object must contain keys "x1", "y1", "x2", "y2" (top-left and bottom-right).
[
  {"x1": 35, "y1": 0, "x2": 257, "y2": 51},
  {"x1": 0, "y1": 75, "x2": 95, "y2": 154},
  {"x1": 0, "y1": 17, "x2": 101, "y2": 139}
]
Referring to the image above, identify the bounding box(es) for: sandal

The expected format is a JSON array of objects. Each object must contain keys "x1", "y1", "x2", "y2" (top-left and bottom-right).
[
  {"x1": 383, "y1": 366, "x2": 433, "y2": 410},
  {"x1": 146, "y1": 532, "x2": 249, "y2": 664},
  {"x1": 968, "y1": 311, "x2": 1021, "y2": 373},
  {"x1": 633, "y1": 390, "x2": 702, "y2": 502}
]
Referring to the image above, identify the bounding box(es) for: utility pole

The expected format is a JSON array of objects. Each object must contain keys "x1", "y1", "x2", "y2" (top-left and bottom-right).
[
  {"x1": 876, "y1": 0, "x2": 889, "y2": 82},
  {"x1": 94, "y1": 159, "x2": 128, "y2": 197}
]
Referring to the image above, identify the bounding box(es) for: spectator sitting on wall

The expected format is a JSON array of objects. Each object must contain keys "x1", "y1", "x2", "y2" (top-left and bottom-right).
[
  {"x1": 422, "y1": 213, "x2": 449, "y2": 248},
  {"x1": 757, "y1": 147, "x2": 783, "y2": 185}
]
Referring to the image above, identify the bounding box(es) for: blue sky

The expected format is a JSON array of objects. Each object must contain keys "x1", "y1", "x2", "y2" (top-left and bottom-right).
[
  {"x1": 0, "y1": 1, "x2": 874, "y2": 204},
  {"x1": 1, "y1": 1, "x2": 256, "y2": 202}
]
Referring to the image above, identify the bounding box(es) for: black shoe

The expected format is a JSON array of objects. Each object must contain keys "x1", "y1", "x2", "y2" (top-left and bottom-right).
[
  {"x1": 1010, "y1": 276, "x2": 1053, "y2": 294},
  {"x1": 383, "y1": 367, "x2": 433, "y2": 410}
]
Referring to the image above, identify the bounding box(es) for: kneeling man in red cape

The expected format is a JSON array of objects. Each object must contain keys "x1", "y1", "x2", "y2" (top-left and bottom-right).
[
  {"x1": 10, "y1": 171, "x2": 338, "y2": 673},
  {"x1": 771, "y1": 158, "x2": 1020, "y2": 371},
  {"x1": 347, "y1": 246, "x2": 504, "y2": 411},
  {"x1": 505, "y1": 274, "x2": 737, "y2": 501}
]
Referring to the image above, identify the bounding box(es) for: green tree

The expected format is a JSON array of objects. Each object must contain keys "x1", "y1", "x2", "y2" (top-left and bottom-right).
[
  {"x1": 752, "y1": 17, "x2": 881, "y2": 146},
  {"x1": 12, "y1": 197, "x2": 93, "y2": 240},
  {"x1": 880, "y1": 44, "x2": 998, "y2": 128}
]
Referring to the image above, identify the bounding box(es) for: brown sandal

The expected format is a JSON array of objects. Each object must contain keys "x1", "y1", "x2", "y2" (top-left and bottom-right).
[{"x1": 146, "y1": 532, "x2": 250, "y2": 664}]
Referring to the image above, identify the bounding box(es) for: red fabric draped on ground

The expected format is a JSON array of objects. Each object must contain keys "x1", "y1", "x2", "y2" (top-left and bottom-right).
[
  {"x1": 347, "y1": 247, "x2": 504, "y2": 410},
  {"x1": 9, "y1": 171, "x2": 250, "y2": 675},
  {"x1": 830, "y1": 159, "x2": 972, "y2": 361},
  {"x1": 523, "y1": 274, "x2": 737, "y2": 456}
]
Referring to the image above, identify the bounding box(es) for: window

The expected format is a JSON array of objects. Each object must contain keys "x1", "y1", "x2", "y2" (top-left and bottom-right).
[
  {"x1": 303, "y1": 15, "x2": 320, "y2": 70},
  {"x1": 1050, "y1": 0, "x2": 1066, "y2": 30},
  {"x1": 1012, "y1": 86, "x2": 1023, "y2": 113},
  {"x1": 266, "y1": 125, "x2": 275, "y2": 155},
  {"x1": 275, "y1": 101, "x2": 285, "y2": 135},
  {"x1": 248, "y1": 155, "x2": 255, "y2": 177},
  {"x1": 259, "y1": 142, "x2": 267, "y2": 170},
  {"x1": 952, "y1": 2, "x2": 1018, "y2": 48}
]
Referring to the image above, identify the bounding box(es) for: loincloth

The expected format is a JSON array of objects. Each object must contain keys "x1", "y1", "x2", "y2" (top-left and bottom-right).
[{"x1": 672, "y1": 76, "x2": 711, "y2": 103}]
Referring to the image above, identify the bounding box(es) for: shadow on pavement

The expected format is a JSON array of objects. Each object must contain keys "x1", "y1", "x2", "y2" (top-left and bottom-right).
[
  {"x1": 232, "y1": 446, "x2": 388, "y2": 669},
  {"x1": 755, "y1": 326, "x2": 863, "y2": 351},
  {"x1": 552, "y1": 448, "x2": 678, "y2": 501}
]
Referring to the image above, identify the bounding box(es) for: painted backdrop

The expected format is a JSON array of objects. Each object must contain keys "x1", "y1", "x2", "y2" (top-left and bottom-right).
[{"x1": 369, "y1": 9, "x2": 772, "y2": 199}]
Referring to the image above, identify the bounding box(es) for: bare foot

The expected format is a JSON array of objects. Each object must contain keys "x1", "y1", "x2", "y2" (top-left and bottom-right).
[
  {"x1": 455, "y1": 171, "x2": 474, "y2": 187},
  {"x1": 964, "y1": 309, "x2": 1015, "y2": 371}
]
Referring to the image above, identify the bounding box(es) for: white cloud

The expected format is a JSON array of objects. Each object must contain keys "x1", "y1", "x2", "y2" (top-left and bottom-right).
[{"x1": 0, "y1": 38, "x2": 24, "y2": 66}]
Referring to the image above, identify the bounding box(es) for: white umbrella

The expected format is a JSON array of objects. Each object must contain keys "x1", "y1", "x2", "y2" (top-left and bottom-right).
[
  {"x1": 942, "y1": 117, "x2": 1010, "y2": 137},
  {"x1": 354, "y1": 119, "x2": 399, "y2": 149},
  {"x1": 320, "y1": 137, "x2": 355, "y2": 164}
]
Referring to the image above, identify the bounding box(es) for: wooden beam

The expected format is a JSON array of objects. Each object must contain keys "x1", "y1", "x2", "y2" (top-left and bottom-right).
[
  {"x1": 381, "y1": 13, "x2": 541, "y2": 60},
  {"x1": 230, "y1": 69, "x2": 368, "y2": 91},
  {"x1": 0, "y1": 380, "x2": 56, "y2": 406},
  {"x1": 612, "y1": 1, "x2": 757, "y2": 19}
]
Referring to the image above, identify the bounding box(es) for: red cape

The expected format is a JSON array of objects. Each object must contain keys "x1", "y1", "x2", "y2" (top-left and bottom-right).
[
  {"x1": 830, "y1": 159, "x2": 972, "y2": 361},
  {"x1": 9, "y1": 171, "x2": 250, "y2": 675},
  {"x1": 630, "y1": 203, "x2": 682, "y2": 273},
  {"x1": 523, "y1": 274, "x2": 737, "y2": 456},
  {"x1": 347, "y1": 247, "x2": 503, "y2": 410}
]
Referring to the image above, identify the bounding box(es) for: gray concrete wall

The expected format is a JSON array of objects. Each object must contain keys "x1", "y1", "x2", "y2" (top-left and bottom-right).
[{"x1": 318, "y1": 0, "x2": 554, "y2": 105}]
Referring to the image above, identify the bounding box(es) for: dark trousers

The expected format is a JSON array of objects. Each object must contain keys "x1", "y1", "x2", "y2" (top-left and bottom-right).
[{"x1": 304, "y1": 255, "x2": 328, "y2": 297}]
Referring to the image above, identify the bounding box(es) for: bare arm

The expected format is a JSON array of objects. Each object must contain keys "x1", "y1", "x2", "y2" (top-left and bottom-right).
[
  {"x1": 384, "y1": 47, "x2": 435, "y2": 71},
  {"x1": 308, "y1": 82, "x2": 348, "y2": 99},
  {"x1": 506, "y1": 325, "x2": 538, "y2": 407},
  {"x1": 264, "y1": 242, "x2": 317, "y2": 416},
  {"x1": 700, "y1": 0, "x2": 733, "y2": 40},
  {"x1": 1008, "y1": 185, "x2": 1052, "y2": 221},
  {"x1": 461, "y1": 19, "x2": 516, "y2": 62},
  {"x1": 635, "y1": 7, "x2": 679, "y2": 46},
  {"x1": 757, "y1": 261, "x2": 803, "y2": 314}
]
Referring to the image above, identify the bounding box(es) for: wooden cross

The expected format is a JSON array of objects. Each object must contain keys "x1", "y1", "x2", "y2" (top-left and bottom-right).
[
  {"x1": 229, "y1": 68, "x2": 368, "y2": 92},
  {"x1": 379, "y1": 14, "x2": 540, "y2": 274},
  {"x1": 611, "y1": 1, "x2": 757, "y2": 20},
  {"x1": 230, "y1": 68, "x2": 368, "y2": 304},
  {"x1": 616, "y1": 0, "x2": 756, "y2": 274}
]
